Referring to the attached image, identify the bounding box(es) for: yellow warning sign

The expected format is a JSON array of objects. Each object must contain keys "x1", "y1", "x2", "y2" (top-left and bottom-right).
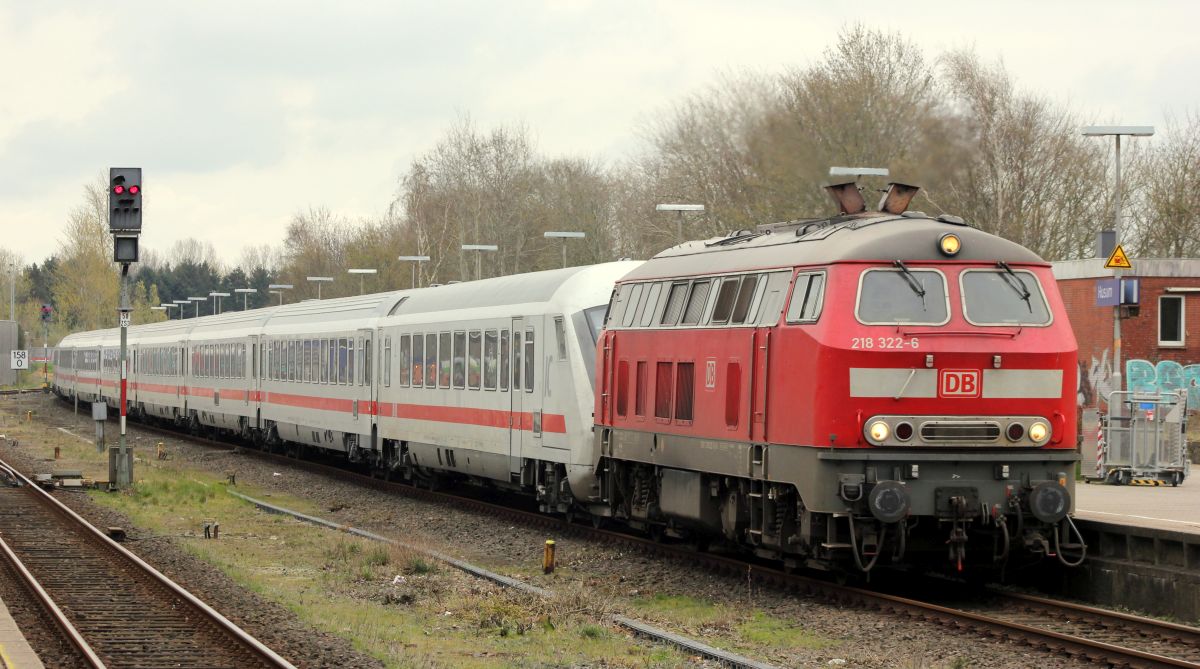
[{"x1": 1105, "y1": 244, "x2": 1133, "y2": 270}]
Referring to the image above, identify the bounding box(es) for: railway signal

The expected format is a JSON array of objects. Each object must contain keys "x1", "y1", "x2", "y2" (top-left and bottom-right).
[{"x1": 108, "y1": 166, "x2": 143, "y2": 488}]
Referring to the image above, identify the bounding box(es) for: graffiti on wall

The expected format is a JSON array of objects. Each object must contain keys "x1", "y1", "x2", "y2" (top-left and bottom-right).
[
  {"x1": 1076, "y1": 351, "x2": 1200, "y2": 409},
  {"x1": 1126, "y1": 359, "x2": 1200, "y2": 410}
]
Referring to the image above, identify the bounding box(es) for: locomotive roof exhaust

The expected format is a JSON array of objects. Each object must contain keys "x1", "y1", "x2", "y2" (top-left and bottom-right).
[{"x1": 825, "y1": 167, "x2": 921, "y2": 216}]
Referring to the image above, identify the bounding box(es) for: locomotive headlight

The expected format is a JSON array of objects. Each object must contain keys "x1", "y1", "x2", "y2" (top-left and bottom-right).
[
  {"x1": 938, "y1": 233, "x2": 961, "y2": 256},
  {"x1": 1029, "y1": 421, "x2": 1050, "y2": 444},
  {"x1": 867, "y1": 420, "x2": 890, "y2": 444}
]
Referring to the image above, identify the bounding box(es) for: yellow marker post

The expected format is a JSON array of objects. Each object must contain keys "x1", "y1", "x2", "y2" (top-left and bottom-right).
[{"x1": 542, "y1": 539, "x2": 556, "y2": 574}]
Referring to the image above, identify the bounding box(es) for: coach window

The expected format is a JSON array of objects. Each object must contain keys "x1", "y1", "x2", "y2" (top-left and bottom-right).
[
  {"x1": 384, "y1": 336, "x2": 392, "y2": 388},
  {"x1": 785, "y1": 272, "x2": 826, "y2": 324},
  {"x1": 484, "y1": 330, "x2": 498, "y2": 390},
  {"x1": 554, "y1": 318, "x2": 567, "y2": 361},
  {"x1": 524, "y1": 329, "x2": 535, "y2": 392},
  {"x1": 452, "y1": 332, "x2": 466, "y2": 388},
  {"x1": 639, "y1": 283, "x2": 663, "y2": 327},
  {"x1": 438, "y1": 332, "x2": 452, "y2": 388},
  {"x1": 351, "y1": 338, "x2": 359, "y2": 385},
  {"x1": 425, "y1": 334, "x2": 437, "y2": 387},
  {"x1": 1160, "y1": 295, "x2": 1185, "y2": 347},
  {"x1": 513, "y1": 331, "x2": 522, "y2": 390},
  {"x1": 660, "y1": 282, "x2": 688, "y2": 326},
  {"x1": 360, "y1": 338, "x2": 369, "y2": 386},
  {"x1": 500, "y1": 330, "x2": 511, "y2": 391},
  {"x1": 412, "y1": 334, "x2": 425, "y2": 387},
  {"x1": 468, "y1": 331, "x2": 482, "y2": 389},
  {"x1": 333, "y1": 338, "x2": 344, "y2": 384}
]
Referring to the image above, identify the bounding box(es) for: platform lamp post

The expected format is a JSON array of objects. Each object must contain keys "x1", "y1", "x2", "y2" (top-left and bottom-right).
[
  {"x1": 306, "y1": 276, "x2": 333, "y2": 300},
  {"x1": 398, "y1": 255, "x2": 430, "y2": 289},
  {"x1": 268, "y1": 283, "x2": 292, "y2": 305},
  {"x1": 188, "y1": 297, "x2": 206, "y2": 318},
  {"x1": 655, "y1": 203, "x2": 705, "y2": 244},
  {"x1": 108, "y1": 167, "x2": 143, "y2": 489},
  {"x1": 544, "y1": 231, "x2": 586, "y2": 268},
  {"x1": 234, "y1": 288, "x2": 257, "y2": 310},
  {"x1": 461, "y1": 244, "x2": 498, "y2": 281},
  {"x1": 159, "y1": 303, "x2": 178, "y2": 319},
  {"x1": 209, "y1": 291, "x2": 230, "y2": 315},
  {"x1": 348, "y1": 268, "x2": 377, "y2": 295},
  {"x1": 172, "y1": 299, "x2": 190, "y2": 318},
  {"x1": 1082, "y1": 125, "x2": 1155, "y2": 395}
]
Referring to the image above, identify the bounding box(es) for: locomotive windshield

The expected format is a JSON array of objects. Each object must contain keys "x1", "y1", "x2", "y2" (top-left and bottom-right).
[
  {"x1": 856, "y1": 268, "x2": 949, "y2": 325},
  {"x1": 960, "y1": 269, "x2": 1051, "y2": 326}
]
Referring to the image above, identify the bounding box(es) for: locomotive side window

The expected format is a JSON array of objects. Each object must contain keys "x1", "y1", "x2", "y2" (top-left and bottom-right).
[
  {"x1": 484, "y1": 330, "x2": 498, "y2": 390},
  {"x1": 616, "y1": 361, "x2": 629, "y2": 417},
  {"x1": 635, "y1": 361, "x2": 647, "y2": 417},
  {"x1": 500, "y1": 330, "x2": 510, "y2": 391},
  {"x1": 638, "y1": 283, "x2": 662, "y2": 327},
  {"x1": 856, "y1": 268, "x2": 949, "y2": 326},
  {"x1": 959, "y1": 269, "x2": 1051, "y2": 326},
  {"x1": 730, "y1": 275, "x2": 760, "y2": 324},
  {"x1": 468, "y1": 331, "x2": 481, "y2": 389},
  {"x1": 622, "y1": 284, "x2": 643, "y2": 327},
  {"x1": 655, "y1": 362, "x2": 673, "y2": 420},
  {"x1": 711, "y1": 278, "x2": 741, "y2": 324},
  {"x1": 751, "y1": 271, "x2": 790, "y2": 325},
  {"x1": 681, "y1": 280, "x2": 712, "y2": 326},
  {"x1": 524, "y1": 329, "x2": 535, "y2": 393},
  {"x1": 675, "y1": 362, "x2": 695, "y2": 422},
  {"x1": 660, "y1": 282, "x2": 688, "y2": 326},
  {"x1": 785, "y1": 272, "x2": 826, "y2": 323}
]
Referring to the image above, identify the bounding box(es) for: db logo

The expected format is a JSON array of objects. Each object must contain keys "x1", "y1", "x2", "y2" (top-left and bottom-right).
[
  {"x1": 939, "y1": 369, "x2": 981, "y2": 398},
  {"x1": 705, "y1": 358, "x2": 717, "y2": 391}
]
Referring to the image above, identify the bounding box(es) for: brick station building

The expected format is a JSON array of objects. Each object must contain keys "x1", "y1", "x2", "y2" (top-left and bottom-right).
[{"x1": 1052, "y1": 258, "x2": 1200, "y2": 469}]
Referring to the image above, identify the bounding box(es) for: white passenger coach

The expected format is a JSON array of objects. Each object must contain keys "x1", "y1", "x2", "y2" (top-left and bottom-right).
[{"x1": 54, "y1": 262, "x2": 640, "y2": 513}]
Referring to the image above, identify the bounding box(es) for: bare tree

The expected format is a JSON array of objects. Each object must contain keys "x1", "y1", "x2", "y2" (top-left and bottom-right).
[{"x1": 1127, "y1": 112, "x2": 1200, "y2": 258}]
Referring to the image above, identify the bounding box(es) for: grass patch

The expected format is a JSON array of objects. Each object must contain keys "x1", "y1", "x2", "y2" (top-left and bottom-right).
[
  {"x1": 737, "y1": 611, "x2": 835, "y2": 649},
  {"x1": 632, "y1": 593, "x2": 728, "y2": 626}
]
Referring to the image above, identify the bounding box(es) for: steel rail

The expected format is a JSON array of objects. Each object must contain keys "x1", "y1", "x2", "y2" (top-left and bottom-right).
[
  {"x1": 0, "y1": 524, "x2": 107, "y2": 667},
  {"x1": 0, "y1": 457, "x2": 296, "y2": 669},
  {"x1": 88, "y1": 409, "x2": 1200, "y2": 668}
]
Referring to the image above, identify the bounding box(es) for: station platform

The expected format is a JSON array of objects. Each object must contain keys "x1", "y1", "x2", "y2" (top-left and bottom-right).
[
  {"x1": 0, "y1": 595, "x2": 45, "y2": 669},
  {"x1": 1075, "y1": 473, "x2": 1200, "y2": 534}
]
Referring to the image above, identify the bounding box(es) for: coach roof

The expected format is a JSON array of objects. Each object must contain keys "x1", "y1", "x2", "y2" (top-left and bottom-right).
[{"x1": 619, "y1": 213, "x2": 1045, "y2": 282}]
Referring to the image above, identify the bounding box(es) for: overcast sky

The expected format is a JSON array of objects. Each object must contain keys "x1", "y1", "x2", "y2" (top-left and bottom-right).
[{"x1": 3, "y1": 1, "x2": 1198, "y2": 266}]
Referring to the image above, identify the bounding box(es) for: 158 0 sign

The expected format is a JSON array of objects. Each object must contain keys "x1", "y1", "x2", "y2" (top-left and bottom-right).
[{"x1": 10, "y1": 350, "x2": 28, "y2": 370}]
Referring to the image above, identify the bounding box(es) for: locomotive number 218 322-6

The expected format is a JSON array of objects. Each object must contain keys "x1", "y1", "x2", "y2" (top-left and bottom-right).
[{"x1": 850, "y1": 337, "x2": 919, "y2": 350}]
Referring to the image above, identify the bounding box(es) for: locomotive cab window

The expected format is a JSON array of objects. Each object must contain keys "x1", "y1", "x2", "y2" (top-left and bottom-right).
[
  {"x1": 786, "y1": 272, "x2": 826, "y2": 323},
  {"x1": 856, "y1": 268, "x2": 949, "y2": 326},
  {"x1": 959, "y1": 269, "x2": 1051, "y2": 326}
]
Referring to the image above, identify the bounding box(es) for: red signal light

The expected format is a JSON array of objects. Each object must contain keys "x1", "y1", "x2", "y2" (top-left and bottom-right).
[
  {"x1": 113, "y1": 185, "x2": 125, "y2": 194},
  {"x1": 129, "y1": 185, "x2": 139, "y2": 195}
]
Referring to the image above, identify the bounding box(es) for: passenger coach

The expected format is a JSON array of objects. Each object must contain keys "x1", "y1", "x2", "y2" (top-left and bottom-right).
[{"x1": 54, "y1": 262, "x2": 640, "y2": 515}]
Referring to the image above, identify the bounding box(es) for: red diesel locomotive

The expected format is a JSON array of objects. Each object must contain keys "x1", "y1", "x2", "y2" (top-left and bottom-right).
[{"x1": 592, "y1": 181, "x2": 1084, "y2": 573}]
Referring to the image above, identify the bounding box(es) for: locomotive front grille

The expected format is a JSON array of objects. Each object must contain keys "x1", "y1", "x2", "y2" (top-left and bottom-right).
[{"x1": 919, "y1": 421, "x2": 1001, "y2": 443}]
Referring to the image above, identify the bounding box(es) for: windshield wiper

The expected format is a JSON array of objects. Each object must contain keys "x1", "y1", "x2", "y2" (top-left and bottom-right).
[
  {"x1": 893, "y1": 260, "x2": 927, "y2": 308},
  {"x1": 996, "y1": 261, "x2": 1033, "y2": 313}
]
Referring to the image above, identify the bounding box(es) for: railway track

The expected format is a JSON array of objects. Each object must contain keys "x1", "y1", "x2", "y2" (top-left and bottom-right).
[
  {"x1": 0, "y1": 457, "x2": 295, "y2": 669},
  {"x1": 46, "y1": 405, "x2": 1200, "y2": 669}
]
